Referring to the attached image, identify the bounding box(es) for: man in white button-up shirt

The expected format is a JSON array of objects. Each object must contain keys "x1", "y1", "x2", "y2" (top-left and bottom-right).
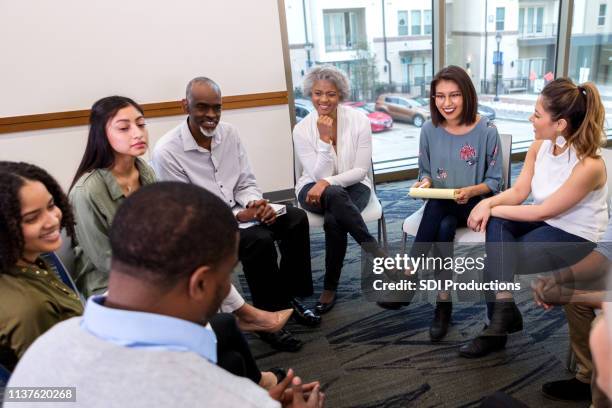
[{"x1": 152, "y1": 77, "x2": 321, "y2": 352}]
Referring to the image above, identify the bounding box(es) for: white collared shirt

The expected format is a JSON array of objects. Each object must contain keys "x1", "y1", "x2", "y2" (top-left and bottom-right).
[{"x1": 152, "y1": 119, "x2": 262, "y2": 211}]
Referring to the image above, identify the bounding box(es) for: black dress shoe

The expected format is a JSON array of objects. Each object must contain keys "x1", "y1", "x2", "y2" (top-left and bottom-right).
[
  {"x1": 376, "y1": 301, "x2": 410, "y2": 310},
  {"x1": 290, "y1": 298, "x2": 321, "y2": 327},
  {"x1": 458, "y1": 335, "x2": 508, "y2": 358},
  {"x1": 256, "y1": 329, "x2": 303, "y2": 352},
  {"x1": 429, "y1": 301, "x2": 452, "y2": 342},
  {"x1": 542, "y1": 378, "x2": 592, "y2": 401},
  {"x1": 314, "y1": 293, "x2": 337, "y2": 315},
  {"x1": 268, "y1": 367, "x2": 287, "y2": 384}
]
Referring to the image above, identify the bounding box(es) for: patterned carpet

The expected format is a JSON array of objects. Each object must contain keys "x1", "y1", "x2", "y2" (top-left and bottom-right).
[{"x1": 240, "y1": 162, "x2": 586, "y2": 408}]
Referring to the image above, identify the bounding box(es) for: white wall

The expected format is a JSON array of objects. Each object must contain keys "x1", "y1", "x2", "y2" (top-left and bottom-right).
[
  {"x1": 0, "y1": 0, "x2": 294, "y2": 193},
  {"x1": 0, "y1": 105, "x2": 294, "y2": 193}
]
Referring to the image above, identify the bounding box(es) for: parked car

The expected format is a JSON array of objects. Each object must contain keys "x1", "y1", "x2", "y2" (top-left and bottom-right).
[
  {"x1": 413, "y1": 97, "x2": 496, "y2": 121},
  {"x1": 476, "y1": 103, "x2": 496, "y2": 121},
  {"x1": 375, "y1": 94, "x2": 430, "y2": 127},
  {"x1": 295, "y1": 98, "x2": 314, "y2": 122},
  {"x1": 343, "y1": 102, "x2": 393, "y2": 133}
]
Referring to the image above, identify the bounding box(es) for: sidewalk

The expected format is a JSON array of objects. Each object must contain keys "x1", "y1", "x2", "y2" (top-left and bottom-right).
[{"x1": 480, "y1": 93, "x2": 612, "y2": 122}]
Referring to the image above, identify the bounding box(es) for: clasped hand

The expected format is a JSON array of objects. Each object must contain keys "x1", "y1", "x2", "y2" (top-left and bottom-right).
[{"x1": 237, "y1": 199, "x2": 277, "y2": 225}]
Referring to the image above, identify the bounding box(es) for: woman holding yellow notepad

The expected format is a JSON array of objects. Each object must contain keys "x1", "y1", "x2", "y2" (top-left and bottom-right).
[{"x1": 402, "y1": 66, "x2": 503, "y2": 342}]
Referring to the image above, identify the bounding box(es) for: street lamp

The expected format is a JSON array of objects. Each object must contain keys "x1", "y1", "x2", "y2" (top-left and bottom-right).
[
  {"x1": 304, "y1": 43, "x2": 313, "y2": 68},
  {"x1": 494, "y1": 32, "x2": 502, "y2": 102}
]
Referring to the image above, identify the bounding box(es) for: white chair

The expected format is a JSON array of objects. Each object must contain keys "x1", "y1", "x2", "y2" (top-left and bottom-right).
[
  {"x1": 401, "y1": 133, "x2": 513, "y2": 250},
  {"x1": 294, "y1": 156, "x2": 388, "y2": 248},
  {"x1": 601, "y1": 148, "x2": 612, "y2": 198}
]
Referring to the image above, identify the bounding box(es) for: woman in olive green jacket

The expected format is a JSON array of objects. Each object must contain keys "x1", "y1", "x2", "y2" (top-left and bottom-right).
[{"x1": 0, "y1": 162, "x2": 83, "y2": 372}]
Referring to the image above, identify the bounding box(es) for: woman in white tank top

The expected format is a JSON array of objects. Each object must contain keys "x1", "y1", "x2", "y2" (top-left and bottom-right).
[{"x1": 460, "y1": 78, "x2": 609, "y2": 358}]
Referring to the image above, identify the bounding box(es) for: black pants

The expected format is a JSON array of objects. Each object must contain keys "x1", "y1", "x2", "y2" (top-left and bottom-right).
[
  {"x1": 299, "y1": 183, "x2": 378, "y2": 291},
  {"x1": 409, "y1": 197, "x2": 482, "y2": 282},
  {"x1": 239, "y1": 206, "x2": 313, "y2": 311},
  {"x1": 210, "y1": 313, "x2": 261, "y2": 384}
]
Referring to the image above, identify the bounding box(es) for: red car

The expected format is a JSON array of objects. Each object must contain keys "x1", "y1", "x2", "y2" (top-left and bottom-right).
[{"x1": 344, "y1": 102, "x2": 393, "y2": 133}]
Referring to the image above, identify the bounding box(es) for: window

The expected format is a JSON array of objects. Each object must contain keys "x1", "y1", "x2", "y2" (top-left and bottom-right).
[
  {"x1": 411, "y1": 10, "x2": 421, "y2": 35},
  {"x1": 570, "y1": 0, "x2": 612, "y2": 137},
  {"x1": 424, "y1": 10, "x2": 432, "y2": 35},
  {"x1": 446, "y1": 0, "x2": 560, "y2": 152},
  {"x1": 496, "y1": 7, "x2": 505, "y2": 31},
  {"x1": 323, "y1": 9, "x2": 366, "y2": 52},
  {"x1": 520, "y1": 7, "x2": 545, "y2": 34},
  {"x1": 284, "y1": 0, "x2": 433, "y2": 174},
  {"x1": 536, "y1": 7, "x2": 544, "y2": 32},
  {"x1": 398, "y1": 11, "x2": 408, "y2": 35}
]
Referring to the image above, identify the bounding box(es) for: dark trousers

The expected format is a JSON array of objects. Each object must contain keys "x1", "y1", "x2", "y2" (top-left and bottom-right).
[
  {"x1": 210, "y1": 313, "x2": 261, "y2": 384},
  {"x1": 484, "y1": 217, "x2": 594, "y2": 318},
  {"x1": 299, "y1": 183, "x2": 377, "y2": 291},
  {"x1": 409, "y1": 197, "x2": 482, "y2": 282},
  {"x1": 239, "y1": 206, "x2": 313, "y2": 311},
  {"x1": 484, "y1": 217, "x2": 594, "y2": 283}
]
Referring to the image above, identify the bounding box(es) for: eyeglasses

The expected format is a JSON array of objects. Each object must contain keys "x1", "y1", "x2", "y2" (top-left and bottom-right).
[{"x1": 433, "y1": 93, "x2": 462, "y2": 103}]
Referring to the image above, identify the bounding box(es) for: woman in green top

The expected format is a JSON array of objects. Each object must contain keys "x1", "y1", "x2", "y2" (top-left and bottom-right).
[
  {"x1": 0, "y1": 162, "x2": 83, "y2": 372},
  {"x1": 69, "y1": 96, "x2": 291, "y2": 335},
  {"x1": 69, "y1": 96, "x2": 155, "y2": 297}
]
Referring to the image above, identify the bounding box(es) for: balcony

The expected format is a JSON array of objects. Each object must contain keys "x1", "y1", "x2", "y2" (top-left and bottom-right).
[{"x1": 518, "y1": 23, "x2": 557, "y2": 39}]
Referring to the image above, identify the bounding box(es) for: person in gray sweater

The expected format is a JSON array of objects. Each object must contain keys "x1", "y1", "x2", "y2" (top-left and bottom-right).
[
  {"x1": 5, "y1": 182, "x2": 323, "y2": 408},
  {"x1": 401, "y1": 66, "x2": 503, "y2": 342}
]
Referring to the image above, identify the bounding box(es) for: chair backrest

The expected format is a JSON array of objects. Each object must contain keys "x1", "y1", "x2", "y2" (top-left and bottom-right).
[
  {"x1": 0, "y1": 362, "x2": 10, "y2": 386},
  {"x1": 56, "y1": 230, "x2": 76, "y2": 275},
  {"x1": 499, "y1": 133, "x2": 512, "y2": 190},
  {"x1": 41, "y1": 252, "x2": 85, "y2": 305},
  {"x1": 600, "y1": 148, "x2": 612, "y2": 201}
]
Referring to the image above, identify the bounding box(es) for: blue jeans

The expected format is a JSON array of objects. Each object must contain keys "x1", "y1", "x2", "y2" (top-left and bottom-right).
[
  {"x1": 299, "y1": 182, "x2": 377, "y2": 291},
  {"x1": 484, "y1": 216, "x2": 594, "y2": 317},
  {"x1": 409, "y1": 197, "x2": 482, "y2": 282}
]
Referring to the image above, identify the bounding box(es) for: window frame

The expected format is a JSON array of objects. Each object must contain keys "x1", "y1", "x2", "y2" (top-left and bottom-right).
[
  {"x1": 496, "y1": 7, "x2": 505, "y2": 31},
  {"x1": 411, "y1": 10, "x2": 422, "y2": 35}
]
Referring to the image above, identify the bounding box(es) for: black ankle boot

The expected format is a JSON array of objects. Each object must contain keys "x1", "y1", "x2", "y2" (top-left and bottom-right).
[
  {"x1": 458, "y1": 301, "x2": 522, "y2": 359},
  {"x1": 482, "y1": 301, "x2": 523, "y2": 336},
  {"x1": 429, "y1": 301, "x2": 452, "y2": 342},
  {"x1": 542, "y1": 378, "x2": 592, "y2": 401},
  {"x1": 458, "y1": 335, "x2": 508, "y2": 358}
]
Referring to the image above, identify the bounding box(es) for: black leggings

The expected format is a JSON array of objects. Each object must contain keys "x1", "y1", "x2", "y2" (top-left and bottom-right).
[{"x1": 209, "y1": 313, "x2": 261, "y2": 384}]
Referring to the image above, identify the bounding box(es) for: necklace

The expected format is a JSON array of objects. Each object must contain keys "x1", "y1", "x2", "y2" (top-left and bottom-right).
[{"x1": 17, "y1": 257, "x2": 42, "y2": 268}]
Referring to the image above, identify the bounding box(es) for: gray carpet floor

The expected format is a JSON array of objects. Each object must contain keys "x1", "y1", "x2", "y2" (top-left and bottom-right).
[{"x1": 237, "y1": 161, "x2": 589, "y2": 408}]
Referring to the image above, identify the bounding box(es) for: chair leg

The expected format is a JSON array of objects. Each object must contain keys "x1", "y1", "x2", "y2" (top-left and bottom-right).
[
  {"x1": 402, "y1": 232, "x2": 407, "y2": 254},
  {"x1": 381, "y1": 213, "x2": 388, "y2": 250}
]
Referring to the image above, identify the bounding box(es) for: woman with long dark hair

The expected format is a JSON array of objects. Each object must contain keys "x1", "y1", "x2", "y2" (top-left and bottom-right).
[
  {"x1": 69, "y1": 96, "x2": 155, "y2": 297},
  {"x1": 0, "y1": 162, "x2": 83, "y2": 371}
]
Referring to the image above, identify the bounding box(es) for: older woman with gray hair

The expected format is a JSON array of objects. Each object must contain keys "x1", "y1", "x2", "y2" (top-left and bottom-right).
[{"x1": 293, "y1": 65, "x2": 384, "y2": 314}]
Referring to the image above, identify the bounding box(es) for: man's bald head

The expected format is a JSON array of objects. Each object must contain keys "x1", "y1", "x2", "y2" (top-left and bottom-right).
[{"x1": 186, "y1": 77, "x2": 221, "y2": 105}]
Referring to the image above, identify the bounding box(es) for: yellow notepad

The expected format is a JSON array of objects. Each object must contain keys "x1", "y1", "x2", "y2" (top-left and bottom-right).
[{"x1": 408, "y1": 188, "x2": 457, "y2": 200}]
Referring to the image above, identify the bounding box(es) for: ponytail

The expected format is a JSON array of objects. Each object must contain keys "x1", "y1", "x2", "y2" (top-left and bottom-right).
[{"x1": 541, "y1": 78, "x2": 605, "y2": 159}]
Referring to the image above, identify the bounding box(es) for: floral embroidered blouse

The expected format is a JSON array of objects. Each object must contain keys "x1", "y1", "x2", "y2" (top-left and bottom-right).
[{"x1": 417, "y1": 116, "x2": 503, "y2": 193}]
